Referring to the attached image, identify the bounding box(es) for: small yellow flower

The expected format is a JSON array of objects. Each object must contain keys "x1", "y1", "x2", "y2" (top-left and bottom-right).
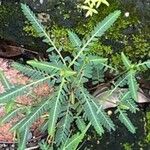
[
  {"x1": 84, "y1": 0, "x2": 91, "y2": 4},
  {"x1": 96, "y1": 0, "x2": 109, "y2": 8},
  {"x1": 81, "y1": 4, "x2": 98, "y2": 17},
  {"x1": 81, "y1": 0, "x2": 110, "y2": 17},
  {"x1": 84, "y1": 0, "x2": 97, "y2": 5},
  {"x1": 84, "y1": 0, "x2": 95, "y2": 7}
]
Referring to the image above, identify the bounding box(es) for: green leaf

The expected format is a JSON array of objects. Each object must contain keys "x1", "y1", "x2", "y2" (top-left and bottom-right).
[
  {"x1": 92, "y1": 66, "x2": 104, "y2": 85},
  {"x1": 10, "y1": 118, "x2": 26, "y2": 132},
  {"x1": 60, "y1": 68, "x2": 77, "y2": 77},
  {"x1": 121, "y1": 52, "x2": 131, "y2": 69},
  {"x1": 21, "y1": 3, "x2": 66, "y2": 65},
  {"x1": 109, "y1": 75, "x2": 128, "y2": 96},
  {"x1": 0, "y1": 75, "x2": 54, "y2": 103},
  {"x1": 76, "y1": 117, "x2": 86, "y2": 132},
  {"x1": 137, "y1": 60, "x2": 150, "y2": 70},
  {"x1": 89, "y1": 55, "x2": 117, "y2": 72},
  {"x1": 117, "y1": 109, "x2": 136, "y2": 134},
  {"x1": 5, "y1": 101, "x2": 15, "y2": 113},
  {"x1": 145, "y1": 60, "x2": 150, "y2": 68},
  {"x1": 21, "y1": 3, "x2": 54, "y2": 47},
  {"x1": 91, "y1": 99, "x2": 115, "y2": 131},
  {"x1": 127, "y1": 71, "x2": 138, "y2": 101},
  {"x1": 68, "y1": 30, "x2": 82, "y2": 48},
  {"x1": 17, "y1": 127, "x2": 29, "y2": 150},
  {"x1": 69, "y1": 10, "x2": 121, "y2": 67},
  {"x1": 76, "y1": 88, "x2": 104, "y2": 135},
  {"x1": 55, "y1": 103, "x2": 73, "y2": 146},
  {"x1": 89, "y1": 56, "x2": 107, "y2": 65},
  {"x1": 39, "y1": 140, "x2": 51, "y2": 150},
  {"x1": 27, "y1": 60, "x2": 61, "y2": 74},
  {"x1": 18, "y1": 98, "x2": 52, "y2": 130},
  {"x1": 86, "y1": 10, "x2": 121, "y2": 46},
  {"x1": 61, "y1": 132, "x2": 84, "y2": 150},
  {"x1": 0, "y1": 70, "x2": 11, "y2": 89},
  {"x1": 12, "y1": 62, "x2": 45, "y2": 79},
  {"x1": 120, "y1": 91, "x2": 138, "y2": 113},
  {"x1": 0, "y1": 107, "x2": 23, "y2": 124},
  {"x1": 61, "y1": 122, "x2": 91, "y2": 150},
  {"x1": 48, "y1": 100, "x2": 61, "y2": 137},
  {"x1": 48, "y1": 79, "x2": 66, "y2": 137}
]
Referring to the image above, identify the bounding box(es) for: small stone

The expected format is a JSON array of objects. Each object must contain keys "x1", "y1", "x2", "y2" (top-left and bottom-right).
[
  {"x1": 27, "y1": 132, "x2": 33, "y2": 141},
  {"x1": 11, "y1": 144, "x2": 15, "y2": 148},
  {"x1": 107, "y1": 110, "x2": 113, "y2": 116},
  {"x1": 40, "y1": 0, "x2": 44, "y2": 4},
  {"x1": 124, "y1": 12, "x2": 130, "y2": 17},
  {"x1": 97, "y1": 140, "x2": 100, "y2": 144}
]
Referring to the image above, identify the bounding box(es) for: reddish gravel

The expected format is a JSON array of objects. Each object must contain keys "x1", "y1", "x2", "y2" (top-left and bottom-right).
[{"x1": 0, "y1": 58, "x2": 52, "y2": 143}]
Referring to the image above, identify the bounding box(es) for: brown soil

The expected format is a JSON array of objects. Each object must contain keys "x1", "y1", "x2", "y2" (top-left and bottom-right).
[{"x1": 0, "y1": 58, "x2": 52, "y2": 143}]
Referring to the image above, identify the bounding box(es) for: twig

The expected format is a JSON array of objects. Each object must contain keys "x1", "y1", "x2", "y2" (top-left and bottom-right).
[{"x1": 25, "y1": 145, "x2": 39, "y2": 150}]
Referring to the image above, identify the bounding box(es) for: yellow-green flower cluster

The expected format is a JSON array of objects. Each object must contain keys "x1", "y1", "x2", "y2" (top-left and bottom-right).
[{"x1": 81, "y1": 0, "x2": 109, "y2": 17}]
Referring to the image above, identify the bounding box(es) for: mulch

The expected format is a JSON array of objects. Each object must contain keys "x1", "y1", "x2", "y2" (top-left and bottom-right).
[{"x1": 0, "y1": 58, "x2": 52, "y2": 149}]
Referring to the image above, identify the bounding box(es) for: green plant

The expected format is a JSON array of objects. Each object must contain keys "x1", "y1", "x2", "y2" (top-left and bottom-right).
[
  {"x1": 22, "y1": 1, "x2": 149, "y2": 68},
  {"x1": 144, "y1": 111, "x2": 150, "y2": 144},
  {"x1": 39, "y1": 140, "x2": 51, "y2": 150},
  {"x1": 23, "y1": 21, "x2": 38, "y2": 37},
  {"x1": 0, "y1": 3, "x2": 150, "y2": 150},
  {"x1": 123, "y1": 142, "x2": 133, "y2": 150},
  {"x1": 80, "y1": 0, "x2": 110, "y2": 17},
  {"x1": 124, "y1": 34, "x2": 150, "y2": 61}
]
